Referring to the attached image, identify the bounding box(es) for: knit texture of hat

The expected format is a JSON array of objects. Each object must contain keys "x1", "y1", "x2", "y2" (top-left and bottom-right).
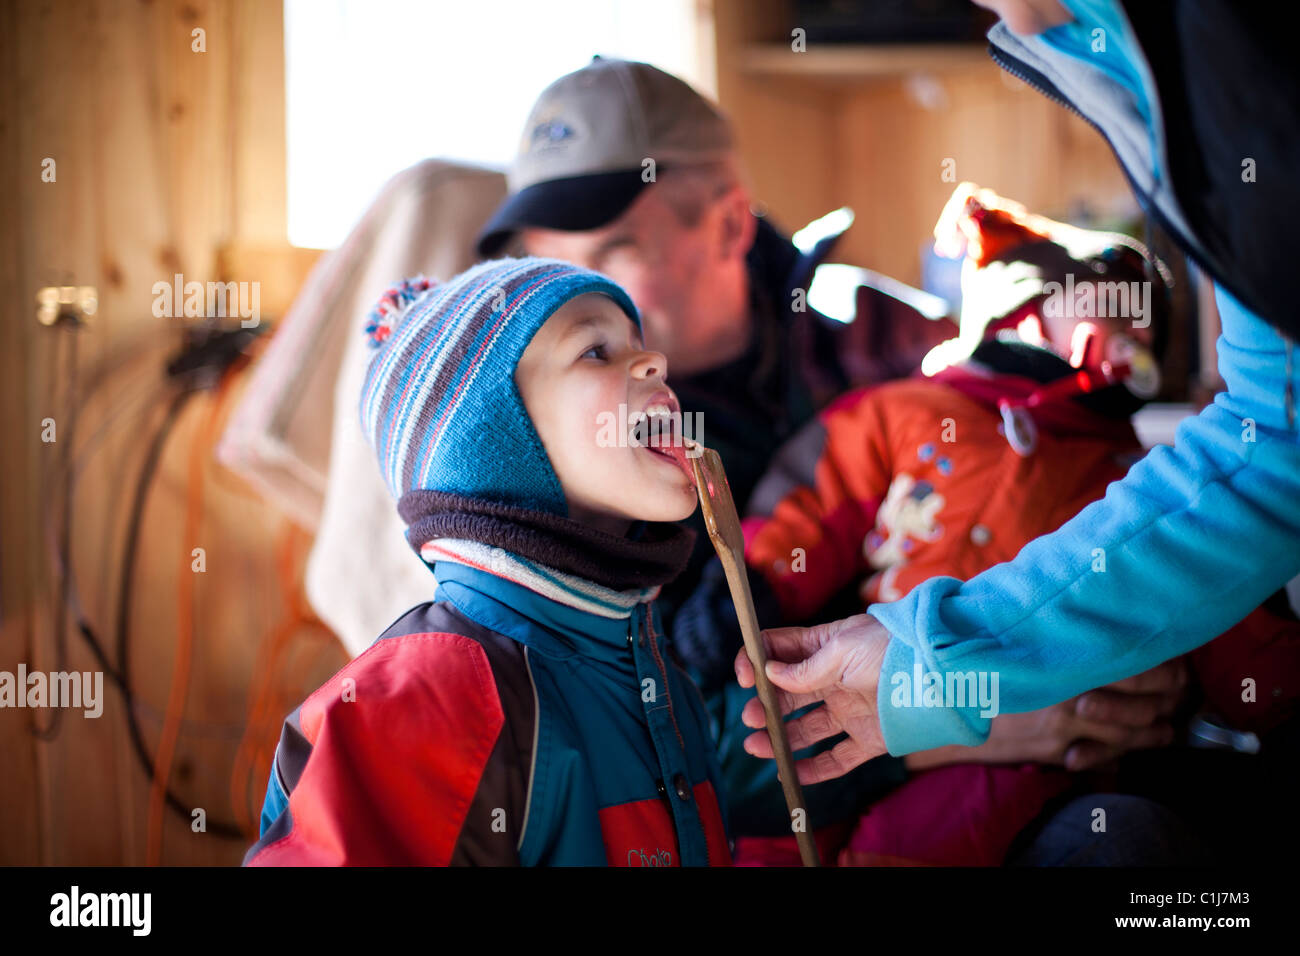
[{"x1": 358, "y1": 257, "x2": 640, "y2": 515}]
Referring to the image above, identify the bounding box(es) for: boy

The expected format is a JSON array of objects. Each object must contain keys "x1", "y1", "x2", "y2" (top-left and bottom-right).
[
  {"x1": 244, "y1": 258, "x2": 731, "y2": 866},
  {"x1": 676, "y1": 184, "x2": 1298, "y2": 865}
]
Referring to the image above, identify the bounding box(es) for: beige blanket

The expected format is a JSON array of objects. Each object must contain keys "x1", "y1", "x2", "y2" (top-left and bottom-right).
[{"x1": 218, "y1": 159, "x2": 506, "y2": 656}]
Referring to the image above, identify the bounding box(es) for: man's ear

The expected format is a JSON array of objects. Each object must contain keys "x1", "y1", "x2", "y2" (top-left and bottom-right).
[{"x1": 714, "y1": 185, "x2": 758, "y2": 264}]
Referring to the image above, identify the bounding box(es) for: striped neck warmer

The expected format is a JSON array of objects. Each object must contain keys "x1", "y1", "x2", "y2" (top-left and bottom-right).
[{"x1": 398, "y1": 490, "x2": 696, "y2": 618}]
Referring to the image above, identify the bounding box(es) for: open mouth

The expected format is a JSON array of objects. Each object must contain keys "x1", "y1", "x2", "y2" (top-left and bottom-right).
[
  {"x1": 642, "y1": 439, "x2": 694, "y2": 483},
  {"x1": 634, "y1": 398, "x2": 694, "y2": 481}
]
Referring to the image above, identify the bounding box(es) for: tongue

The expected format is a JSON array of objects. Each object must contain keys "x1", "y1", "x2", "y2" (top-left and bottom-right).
[{"x1": 663, "y1": 442, "x2": 696, "y2": 485}]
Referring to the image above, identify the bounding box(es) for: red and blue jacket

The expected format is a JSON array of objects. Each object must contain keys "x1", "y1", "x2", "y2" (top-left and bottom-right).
[{"x1": 244, "y1": 549, "x2": 732, "y2": 866}]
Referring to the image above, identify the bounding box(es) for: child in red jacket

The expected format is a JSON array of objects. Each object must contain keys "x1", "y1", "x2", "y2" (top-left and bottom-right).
[{"x1": 676, "y1": 183, "x2": 1300, "y2": 865}]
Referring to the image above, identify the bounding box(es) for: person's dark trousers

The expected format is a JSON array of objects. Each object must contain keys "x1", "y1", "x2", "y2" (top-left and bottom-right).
[
  {"x1": 1004, "y1": 792, "x2": 1217, "y2": 866},
  {"x1": 1110, "y1": 724, "x2": 1299, "y2": 866},
  {"x1": 1007, "y1": 719, "x2": 1298, "y2": 866}
]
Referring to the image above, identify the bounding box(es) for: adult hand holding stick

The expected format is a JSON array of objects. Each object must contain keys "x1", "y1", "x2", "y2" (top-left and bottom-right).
[
  {"x1": 687, "y1": 441, "x2": 824, "y2": 866},
  {"x1": 733, "y1": 614, "x2": 892, "y2": 786}
]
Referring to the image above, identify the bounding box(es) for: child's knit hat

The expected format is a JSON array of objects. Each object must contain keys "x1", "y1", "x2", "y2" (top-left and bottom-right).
[
  {"x1": 358, "y1": 257, "x2": 639, "y2": 515},
  {"x1": 931, "y1": 181, "x2": 1173, "y2": 361}
]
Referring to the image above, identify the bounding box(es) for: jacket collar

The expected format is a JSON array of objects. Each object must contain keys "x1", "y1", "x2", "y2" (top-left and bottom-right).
[
  {"x1": 428, "y1": 549, "x2": 651, "y2": 663},
  {"x1": 930, "y1": 359, "x2": 1140, "y2": 446},
  {"x1": 734, "y1": 212, "x2": 853, "y2": 428},
  {"x1": 985, "y1": 15, "x2": 1208, "y2": 271},
  {"x1": 747, "y1": 213, "x2": 849, "y2": 309}
]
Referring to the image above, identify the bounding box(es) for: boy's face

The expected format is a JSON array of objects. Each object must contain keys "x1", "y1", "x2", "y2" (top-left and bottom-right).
[{"x1": 516, "y1": 292, "x2": 698, "y2": 537}]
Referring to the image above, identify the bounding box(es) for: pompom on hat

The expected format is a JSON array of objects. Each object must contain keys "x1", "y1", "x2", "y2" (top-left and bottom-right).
[
  {"x1": 363, "y1": 276, "x2": 440, "y2": 348},
  {"x1": 358, "y1": 257, "x2": 640, "y2": 515}
]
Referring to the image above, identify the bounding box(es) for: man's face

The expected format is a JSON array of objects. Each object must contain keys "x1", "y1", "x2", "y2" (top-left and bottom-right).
[{"x1": 518, "y1": 186, "x2": 720, "y2": 368}]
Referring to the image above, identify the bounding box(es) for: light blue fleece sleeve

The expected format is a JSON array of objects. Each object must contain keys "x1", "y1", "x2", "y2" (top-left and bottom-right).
[
  {"x1": 258, "y1": 763, "x2": 289, "y2": 837},
  {"x1": 869, "y1": 285, "x2": 1300, "y2": 754}
]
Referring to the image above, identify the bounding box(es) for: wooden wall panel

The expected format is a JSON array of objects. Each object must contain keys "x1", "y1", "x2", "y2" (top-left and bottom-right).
[
  {"x1": 835, "y1": 66, "x2": 1131, "y2": 285},
  {"x1": 1, "y1": 0, "x2": 341, "y2": 866},
  {"x1": 0, "y1": 0, "x2": 41, "y2": 869},
  {"x1": 713, "y1": 0, "x2": 839, "y2": 239}
]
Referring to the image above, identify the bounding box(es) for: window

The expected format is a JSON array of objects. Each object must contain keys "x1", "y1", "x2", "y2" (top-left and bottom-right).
[{"x1": 285, "y1": 0, "x2": 710, "y2": 248}]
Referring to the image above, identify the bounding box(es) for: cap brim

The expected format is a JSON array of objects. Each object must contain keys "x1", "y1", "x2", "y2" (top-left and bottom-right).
[{"x1": 475, "y1": 169, "x2": 653, "y2": 258}]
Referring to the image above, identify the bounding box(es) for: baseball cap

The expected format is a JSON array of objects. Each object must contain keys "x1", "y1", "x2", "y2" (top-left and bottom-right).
[{"x1": 475, "y1": 57, "x2": 735, "y2": 257}]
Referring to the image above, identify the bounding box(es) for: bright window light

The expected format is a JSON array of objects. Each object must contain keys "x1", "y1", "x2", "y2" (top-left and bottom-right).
[
  {"x1": 808, "y1": 263, "x2": 952, "y2": 325},
  {"x1": 792, "y1": 207, "x2": 855, "y2": 254},
  {"x1": 285, "y1": 0, "x2": 709, "y2": 249}
]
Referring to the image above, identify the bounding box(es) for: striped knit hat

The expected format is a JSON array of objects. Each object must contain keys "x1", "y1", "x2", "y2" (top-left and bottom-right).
[{"x1": 358, "y1": 257, "x2": 640, "y2": 515}]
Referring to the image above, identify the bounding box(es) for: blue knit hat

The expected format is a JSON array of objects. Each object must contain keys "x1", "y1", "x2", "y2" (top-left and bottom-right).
[{"x1": 358, "y1": 257, "x2": 640, "y2": 516}]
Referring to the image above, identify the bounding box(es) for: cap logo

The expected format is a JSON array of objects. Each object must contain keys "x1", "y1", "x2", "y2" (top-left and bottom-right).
[{"x1": 529, "y1": 118, "x2": 576, "y2": 153}]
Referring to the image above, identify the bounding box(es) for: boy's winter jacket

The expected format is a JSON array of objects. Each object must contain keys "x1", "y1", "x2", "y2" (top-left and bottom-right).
[{"x1": 244, "y1": 551, "x2": 732, "y2": 866}]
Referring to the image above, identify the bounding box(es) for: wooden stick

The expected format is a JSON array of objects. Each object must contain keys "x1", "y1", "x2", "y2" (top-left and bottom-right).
[{"x1": 689, "y1": 443, "x2": 820, "y2": 867}]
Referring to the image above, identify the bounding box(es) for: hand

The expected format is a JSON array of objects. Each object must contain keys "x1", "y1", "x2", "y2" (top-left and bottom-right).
[
  {"x1": 1064, "y1": 656, "x2": 1189, "y2": 767},
  {"x1": 734, "y1": 613, "x2": 892, "y2": 785},
  {"x1": 970, "y1": 0, "x2": 1073, "y2": 37},
  {"x1": 904, "y1": 657, "x2": 1190, "y2": 772}
]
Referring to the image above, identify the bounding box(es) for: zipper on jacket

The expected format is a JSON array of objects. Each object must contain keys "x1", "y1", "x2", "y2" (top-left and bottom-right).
[
  {"x1": 992, "y1": 42, "x2": 1171, "y2": 309},
  {"x1": 643, "y1": 605, "x2": 686, "y2": 752},
  {"x1": 988, "y1": 43, "x2": 1159, "y2": 210},
  {"x1": 628, "y1": 617, "x2": 673, "y2": 818},
  {"x1": 988, "y1": 42, "x2": 1177, "y2": 242},
  {"x1": 988, "y1": 43, "x2": 1089, "y2": 122},
  {"x1": 638, "y1": 603, "x2": 713, "y2": 865}
]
